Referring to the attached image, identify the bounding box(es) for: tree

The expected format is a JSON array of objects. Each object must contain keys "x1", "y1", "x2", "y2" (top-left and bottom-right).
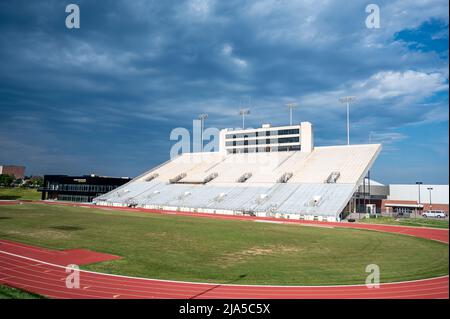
[
  {"x1": 23, "y1": 176, "x2": 44, "y2": 188},
  {"x1": 12, "y1": 178, "x2": 24, "y2": 187},
  {"x1": 30, "y1": 176, "x2": 44, "y2": 188},
  {"x1": 0, "y1": 174, "x2": 14, "y2": 187}
]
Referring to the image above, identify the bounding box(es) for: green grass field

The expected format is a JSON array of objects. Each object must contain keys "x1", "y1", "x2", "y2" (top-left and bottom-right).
[
  {"x1": 0, "y1": 187, "x2": 40, "y2": 201},
  {"x1": 358, "y1": 216, "x2": 449, "y2": 229},
  {"x1": 0, "y1": 285, "x2": 44, "y2": 299},
  {"x1": 0, "y1": 203, "x2": 448, "y2": 285}
]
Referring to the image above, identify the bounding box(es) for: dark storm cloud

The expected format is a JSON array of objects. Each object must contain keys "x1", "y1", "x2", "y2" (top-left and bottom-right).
[{"x1": 0, "y1": 0, "x2": 448, "y2": 182}]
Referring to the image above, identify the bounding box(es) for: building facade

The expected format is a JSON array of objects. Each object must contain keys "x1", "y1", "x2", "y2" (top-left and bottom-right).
[
  {"x1": 382, "y1": 184, "x2": 449, "y2": 214},
  {"x1": 40, "y1": 175, "x2": 132, "y2": 203},
  {"x1": 219, "y1": 122, "x2": 314, "y2": 154},
  {"x1": 351, "y1": 179, "x2": 389, "y2": 214},
  {"x1": 349, "y1": 181, "x2": 449, "y2": 215},
  {"x1": 0, "y1": 165, "x2": 26, "y2": 179}
]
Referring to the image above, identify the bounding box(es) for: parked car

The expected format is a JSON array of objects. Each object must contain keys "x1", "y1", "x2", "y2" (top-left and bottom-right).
[{"x1": 422, "y1": 210, "x2": 447, "y2": 218}]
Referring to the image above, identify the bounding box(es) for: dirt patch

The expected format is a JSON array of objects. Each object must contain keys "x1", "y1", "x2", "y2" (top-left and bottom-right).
[
  {"x1": 50, "y1": 225, "x2": 84, "y2": 231},
  {"x1": 4, "y1": 229, "x2": 72, "y2": 240},
  {"x1": 214, "y1": 245, "x2": 303, "y2": 268}
]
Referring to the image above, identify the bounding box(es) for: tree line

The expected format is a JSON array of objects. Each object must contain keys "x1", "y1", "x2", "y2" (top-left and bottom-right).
[{"x1": 0, "y1": 174, "x2": 43, "y2": 188}]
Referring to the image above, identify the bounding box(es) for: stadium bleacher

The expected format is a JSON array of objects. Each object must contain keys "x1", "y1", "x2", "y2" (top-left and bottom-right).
[{"x1": 94, "y1": 143, "x2": 381, "y2": 221}]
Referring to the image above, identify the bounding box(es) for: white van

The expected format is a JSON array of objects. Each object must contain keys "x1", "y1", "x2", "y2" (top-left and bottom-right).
[{"x1": 422, "y1": 210, "x2": 447, "y2": 218}]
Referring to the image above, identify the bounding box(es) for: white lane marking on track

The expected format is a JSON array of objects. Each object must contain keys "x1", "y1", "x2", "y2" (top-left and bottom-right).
[
  {"x1": 0, "y1": 250, "x2": 448, "y2": 288},
  {"x1": 0, "y1": 275, "x2": 14, "y2": 281},
  {"x1": 1, "y1": 258, "x2": 447, "y2": 299},
  {"x1": 254, "y1": 220, "x2": 284, "y2": 224}
]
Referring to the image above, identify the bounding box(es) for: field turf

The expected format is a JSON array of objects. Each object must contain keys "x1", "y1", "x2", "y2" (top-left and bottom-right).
[
  {"x1": 0, "y1": 203, "x2": 448, "y2": 285},
  {"x1": 358, "y1": 216, "x2": 449, "y2": 229},
  {"x1": 0, "y1": 285, "x2": 44, "y2": 299},
  {"x1": 0, "y1": 187, "x2": 41, "y2": 201}
]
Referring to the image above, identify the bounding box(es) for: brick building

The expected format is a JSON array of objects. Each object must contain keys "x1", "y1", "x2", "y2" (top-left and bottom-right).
[{"x1": 0, "y1": 165, "x2": 26, "y2": 179}]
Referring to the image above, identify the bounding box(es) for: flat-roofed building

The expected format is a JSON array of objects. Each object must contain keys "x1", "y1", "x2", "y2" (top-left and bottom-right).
[
  {"x1": 40, "y1": 174, "x2": 132, "y2": 203},
  {"x1": 382, "y1": 184, "x2": 449, "y2": 214},
  {"x1": 0, "y1": 165, "x2": 25, "y2": 179},
  {"x1": 352, "y1": 179, "x2": 389, "y2": 214}
]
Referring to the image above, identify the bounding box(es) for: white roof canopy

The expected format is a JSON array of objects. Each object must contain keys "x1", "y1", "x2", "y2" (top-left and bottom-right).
[{"x1": 385, "y1": 203, "x2": 424, "y2": 208}]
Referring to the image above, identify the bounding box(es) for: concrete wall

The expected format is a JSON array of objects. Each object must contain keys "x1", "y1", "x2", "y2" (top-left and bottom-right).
[
  {"x1": 300, "y1": 122, "x2": 314, "y2": 153},
  {"x1": 388, "y1": 184, "x2": 449, "y2": 205}
]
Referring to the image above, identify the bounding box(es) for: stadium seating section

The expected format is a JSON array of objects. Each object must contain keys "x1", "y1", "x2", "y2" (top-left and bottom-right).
[{"x1": 94, "y1": 144, "x2": 381, "y2": 221}]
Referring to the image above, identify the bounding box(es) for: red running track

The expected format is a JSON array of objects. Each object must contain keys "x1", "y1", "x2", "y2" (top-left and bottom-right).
[
  {"x1": 0, "y1": 240, "x2": 120, "y2": 266},
  {"x1": 0, "y1": 200, "x2": 448, "y2": 299}
]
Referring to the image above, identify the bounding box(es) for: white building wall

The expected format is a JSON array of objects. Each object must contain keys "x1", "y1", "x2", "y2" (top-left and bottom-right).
[
  {"x1": 388, "y1": 184, "x2": 449, "y2": 204},
  {"x1": 300, "y1": 122, "x2": 314, "y2": 153},
  {"x1": 219, "y1": 129, "x2": 227, "y2": 155},
  {"x1": 219, "y1": 122, "x2": 314, "y2": 154}
]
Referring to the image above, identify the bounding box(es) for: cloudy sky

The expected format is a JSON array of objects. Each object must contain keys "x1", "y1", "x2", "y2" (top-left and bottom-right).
[{"x1": 0, "y1": 0, "x2": 448, "y2": 184}]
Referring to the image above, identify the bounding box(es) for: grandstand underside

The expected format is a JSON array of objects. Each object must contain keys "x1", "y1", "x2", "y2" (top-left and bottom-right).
[{"x1": 94, "y1": 144, "x2": 381, "y2": 222}]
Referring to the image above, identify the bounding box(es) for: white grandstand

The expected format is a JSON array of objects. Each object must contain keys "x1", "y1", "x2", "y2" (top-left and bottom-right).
[{"x1": 94, "y1": 122, "x2": 381, "y2": 222}]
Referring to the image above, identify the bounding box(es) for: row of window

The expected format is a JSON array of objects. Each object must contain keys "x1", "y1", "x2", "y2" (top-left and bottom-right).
[
  {"x1": 227, "y1": 145, "x2": 301, "y2": 154},
  {"x1": 57, "y1": 194, "x2": 94, "y2": 203},
  {"x1": 225, "y1": 137, "x2": 300, "y2": 147},
  {"x1": 46, "y1": 183, "x2": 116, "y2": 193},
  {"x1": 225, "y1": 129, "x2": 300, "y2": 139}
]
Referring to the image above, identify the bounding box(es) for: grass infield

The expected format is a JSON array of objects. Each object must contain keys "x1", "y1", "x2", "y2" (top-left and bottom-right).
[
  {"x1": 0, "y1": 187, "x2": 41, "y2": 201},
  {"x1": 357, "y1": 216, "x2": 449, "y2": 229},
  {"x1": 0, "y1": 203, "x2": 448, "y2": 285},
  {"x1": 0, "y1": 285, "x2": 44, "y2": 299}
]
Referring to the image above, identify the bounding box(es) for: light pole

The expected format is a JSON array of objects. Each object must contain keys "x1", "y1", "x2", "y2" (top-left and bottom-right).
[
  {"x1": 286, "y1": 103, "x2": 298, "y2": 126},
  {"x1": 416, "y1": 182, "x2": 422, "y2": 218},
  {"x1": 198, "y1": 113, "x2": 208, "y2": 151},
  {"x1": 427, "y1": 187, "x2": 433, "y2": 211},
  {"x1": 239, "y1": 109, "x2": 250, "y2": 129},
  {"x1": 339, "y1": 96, "x2": 356, "y2": 145}
]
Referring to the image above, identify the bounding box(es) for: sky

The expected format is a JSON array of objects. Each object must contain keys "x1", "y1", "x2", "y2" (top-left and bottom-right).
[{"x1": 0, "y1": 0, "x2": 448, "y2": 184}]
